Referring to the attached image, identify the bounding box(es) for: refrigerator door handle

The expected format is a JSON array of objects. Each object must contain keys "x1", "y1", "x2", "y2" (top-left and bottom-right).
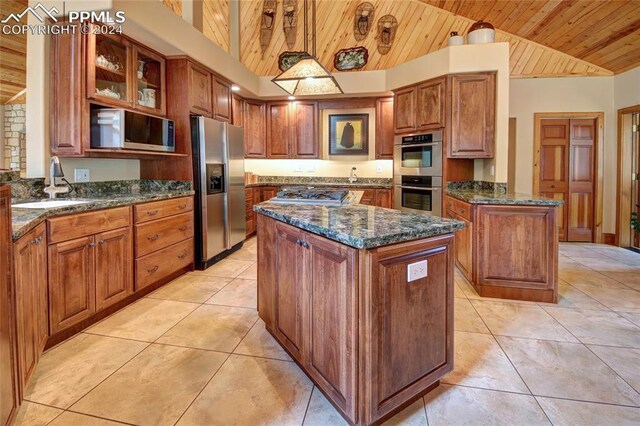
[{"x1": 222, "y1": 123, "x2": 231, "y2": 250}]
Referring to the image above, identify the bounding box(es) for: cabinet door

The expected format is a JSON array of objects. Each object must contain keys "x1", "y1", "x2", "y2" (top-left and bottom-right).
[
  {"x1": 449, "y1": 73, "x2": 495, "y2": 158},
  {"x1": 87, "y1": 32, "x2": 133, "y2": 108},
  {"x1": 416, "y1": 78, "x2": 445, "y2": 130},
  {"x1": 244, "y1": 100, "x2": 267, "y2": 158},
  {"x1": 188, "y1": 62, "x2": 213, "y2": 116},
  {"x1": 273, "y1": 223, "x2": 305, "y2": 361},
  {"x1": 359, "y1": 189, "x2": 376, "y2": 206},
  {"x1": 232, "y1": 95, "x2": 244, "y2": 127},
  {"x1": 14, "y1": 233, "x2": 39, "y2": 389},
  {"x1": 133, "y1": 45, "x2": 166, "y2": 116},
  {"x1": 262, "y1": 186, "x2": 278, "y2": 201},
  {"x1": 245, "y1": 188, "x2": 255, "y2": 236},
  {"x1": 293, "y1": 101, "x2": 318, "y2": 158},
  {"x1": 305, "y1": 233, "x2": 358, "y2": 422},
  {"x1": 393, "y1": 87, "x2": 416, "y2": 134},
  {"x1": 448, "y1": 210, "x2": 473, "y2": 282},
  {"x1": 375, "y1": 98, "x2": 394, "y2": 159},
  {"x1": 95, "y1": 228, "x2": 133, "y2": 311},
  {"x1": 48, "y1": 236, "x2": 96, "y2": 334},
  {"x1": 213, "y1": 77, "x2": 232, "y2": 122},
  {"x1": 32, "y1": 225, "x2": 48, "y2": 352},
  {"x1": 374, "y1": 189, "x2": 392, "y2": 208},
  {"x1": 267, "y1": 102, "x2": 292, "y2": 158}
]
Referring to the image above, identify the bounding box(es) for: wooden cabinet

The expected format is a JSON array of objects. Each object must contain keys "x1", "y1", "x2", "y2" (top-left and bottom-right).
[
  {"x1": 445, "y1": 197, "x2": 473, "y2": 281},
  {"x1": 267, "y1": 102, "x2": 292, "y2": 158},
  {"x1": 86, "y1": 32, "x2": 134, "y2": 109},
  {"x1": 448, "y1": 72, "x2": 495, "y2": 158},
  {"x1": 244, "y1": 100, "x2": 267, "y2": 158},
  {"x1": 374, "y1": 189, "x2": 392, "y2": 208},
  {"x1": 257, "y1": 214, "x2": 454, "y2": 424},
  {"x1": 14, "y1": 223, "x2": 48, "y2": 388},
  {"x1": 416, "y1": 78, "x2": 446, "y2": 130},
  {"x1": 375, "y1": 98, "x2": 394, "y2": 159},
  {"x1": 232, "y1": 94, "x2": 244, "y2": 127},
  {"x1": 246, "y1": 188, "x2": 256, "y2": 236},
  {"x1": 95, "y1": 227, "x2": 133, "y2": 311},
  {"x1": 132, "y1": 45, "x2": 167, "y2": 116},
  {"x1": 292, "y1": 101, "x2": 318, "y2": 158},
  {"x1": 359, "y1": 189, "x2": 376, "y2": 206},
  {"x1": 393, "y1": 87, "x2": 416, "y2": 133},
  {"x1": 261, "y1": 186, "x2": 278, "y2": 201},
  {"x1": 188, "y1": 62, "x2": 213, "y2": 116},
  {"x1": 0, "y1": 186, "x2": 18, "y2": 425},
  {"x1": 213, "y1": 77, "x2": 232, "y2": 122}
]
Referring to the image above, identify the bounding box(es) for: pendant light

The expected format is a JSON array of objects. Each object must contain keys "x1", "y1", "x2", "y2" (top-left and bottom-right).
[{"x1": 272, "y1": 0, "x2": 343, "y2": 96}]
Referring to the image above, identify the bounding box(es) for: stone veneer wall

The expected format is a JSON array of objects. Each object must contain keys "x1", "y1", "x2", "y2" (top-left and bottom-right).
[{"x1": 3, "y1": 103, "x2": 26, "y2": 173}]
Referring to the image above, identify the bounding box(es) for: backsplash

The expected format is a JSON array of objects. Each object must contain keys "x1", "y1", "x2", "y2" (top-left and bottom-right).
[{"x1": 447, "y1": 180, "x2": 508, "y2": 194}]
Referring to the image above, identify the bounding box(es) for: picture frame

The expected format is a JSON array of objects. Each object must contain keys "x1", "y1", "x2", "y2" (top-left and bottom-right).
[{"x1": 328, "y1": 114, "x2": 369, "y2": 156}]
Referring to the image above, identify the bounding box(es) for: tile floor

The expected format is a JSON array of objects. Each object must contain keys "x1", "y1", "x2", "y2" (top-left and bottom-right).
[{"x1": 14, "y1": 240, "x2": 640, "y2": 425}]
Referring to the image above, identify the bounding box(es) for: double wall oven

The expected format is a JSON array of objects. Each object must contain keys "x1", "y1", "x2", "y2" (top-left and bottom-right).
[{"x1": 394, "y1": 130, "x2": 443, "y2": 215}]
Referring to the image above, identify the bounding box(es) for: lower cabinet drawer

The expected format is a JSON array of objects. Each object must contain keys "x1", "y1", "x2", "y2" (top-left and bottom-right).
[
  {"x1": 48, "y1": 206, "x2": 131, "y2": 244},
  {"x1": 135, "y1": 212, "x2": 194, "y2": 257},
  {"x1": 135, "y1": 238, "x2": 194, "y2": 290},
  {"x1": 134, "y1": 197, "x2": 193, "y2": 223}
]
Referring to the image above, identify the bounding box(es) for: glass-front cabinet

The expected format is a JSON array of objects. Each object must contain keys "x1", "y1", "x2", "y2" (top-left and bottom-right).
[{"x1": 87, "y1": 29, "x2": 166, "y2": 116}]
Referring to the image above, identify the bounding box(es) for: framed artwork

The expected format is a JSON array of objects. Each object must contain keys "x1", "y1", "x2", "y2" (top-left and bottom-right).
[{"x1": 328, "y1": 114, "x2": 369, "y2": 155}]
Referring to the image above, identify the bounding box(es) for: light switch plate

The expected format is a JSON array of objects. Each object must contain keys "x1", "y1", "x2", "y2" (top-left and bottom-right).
[
  {"x1": 407, "y1": 260, "x2": 428, "y2": 282},
  {"x1": 376, "y1": 165, "x2": 383, "y2": 173},
  {"x1": 74, "y1": 168, "x2": 90, "y2": 182}
]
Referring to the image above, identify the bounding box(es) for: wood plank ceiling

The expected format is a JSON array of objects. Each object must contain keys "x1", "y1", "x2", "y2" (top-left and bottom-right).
[{"x1": 0, "y1": 0, "x2": 28, "y2": 104}]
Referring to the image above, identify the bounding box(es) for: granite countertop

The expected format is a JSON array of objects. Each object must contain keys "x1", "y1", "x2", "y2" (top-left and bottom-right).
[
  {"x1": 446, "y1": 188, "x2": 564, "y2": 206},
  {"x1": 11, "y1": 190, "x2": 194, "y2": 241},
  {"x1": 254, "y1": 202, "x2": 464, "y2": 249},
  {"x1": 246, "y1": 182, "x2": 393, "y2": 189}
]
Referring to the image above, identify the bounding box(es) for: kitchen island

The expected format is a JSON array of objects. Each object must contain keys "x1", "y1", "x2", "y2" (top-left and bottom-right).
[{"x1": 254, "y1": 201, "x2": 463, "y2": 425}]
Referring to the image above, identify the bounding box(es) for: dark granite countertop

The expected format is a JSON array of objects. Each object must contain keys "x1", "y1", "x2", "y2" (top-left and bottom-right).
[
  {"x1": 254, "y1": 202, "x2": 463, "y2": 249},
  {"x1": 11, "y1": 190, "x2": 194, "y2": 241},
  {"x1": 446, "y1": 188, "x2": 564, "y2": 206}
]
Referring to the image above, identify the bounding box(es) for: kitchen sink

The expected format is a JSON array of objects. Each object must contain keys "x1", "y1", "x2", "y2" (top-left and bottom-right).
[{"x1": 13, "y1": 200, "x2": 91, "y2": 209}]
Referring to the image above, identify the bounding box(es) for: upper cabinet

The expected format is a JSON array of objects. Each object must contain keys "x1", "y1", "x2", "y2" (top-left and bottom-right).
[
  {"x1": 393, "y1": 87, "x2": 416, "y2": 133},
  {"x1": 393, "y1": 77, "x2": 445, "y2": 134},
  {"x1": 187, "y1": 62, "x2": 213, "y2": 117},
  {"x1": 292, "y1": 101, "x2": 318, "y2": 158},
  {"x1": 232, "y1": 94, "x2": 244, "y2": 127},
  {"x1": 133, "y1": 45, "x2": 167, "y2": 116},
  {"x1": 448, "y1": 72, "x2": 496, "y2": 159},
  {"x1": 213, "y1": 77, "x2": 232, "y2": 122},
  {"x1": 267, "y1": 102, "x2": 292, "y2": 159},
  {"x1": 375, "y1": 97, "x2": 394, "y2": 159},
  {"x1": 244, "y1": 100, "x2": 267, "y2": 158}
]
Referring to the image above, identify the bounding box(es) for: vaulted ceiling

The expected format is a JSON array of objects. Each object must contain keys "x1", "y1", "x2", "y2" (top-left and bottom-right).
[{"x1": 162, "y1": 0, "x2": 640, "y2": 79}]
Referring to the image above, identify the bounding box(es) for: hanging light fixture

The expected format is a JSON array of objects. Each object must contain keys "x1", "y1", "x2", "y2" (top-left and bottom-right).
[{"x1": 272, "y1": 0, "x2": 343, "y2": 96}]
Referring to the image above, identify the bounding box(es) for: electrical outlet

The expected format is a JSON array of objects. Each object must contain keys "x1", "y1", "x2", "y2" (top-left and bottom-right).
[
  {"x1": 293, "y1": 164, "x2": 304, "y2": 173},
  {"x1": 307, "y1": 164, "x2": 316, "y2": 172},
  {"x1": 407, "y1": 260, "x2": 428, "y2": 282},
  {"x1": 376, "y1": 165, "x2": 383, "y2": 173},
  {"x1": 74, "y1": 168, "x2": 90, "y2": 182},
  {"x1": 490, "y1": 165, "x2": 495, "y2": 176}
]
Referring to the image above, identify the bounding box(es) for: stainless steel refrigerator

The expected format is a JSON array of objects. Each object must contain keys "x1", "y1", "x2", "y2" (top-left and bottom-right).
[{"x1": 191, "y1": 116, "x2": 246, "y2": 269}]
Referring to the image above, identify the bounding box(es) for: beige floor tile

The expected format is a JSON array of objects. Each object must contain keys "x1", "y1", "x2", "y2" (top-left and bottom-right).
[
  {"x1": 177, "y1": 354, "x2": 313, "y2": 426},
  {"x1": 538, "y1": 281, "x2": 609, "y2": 310},
  {"x1": 588, "y1": 345, "x2": 640, "y2": 393},
  {"x1": 13, "y1": 401, "x2": 63, "y2": 426},
  {"x1": 560, "y1": 269, "x2": 630, "y2": 289},
  {"x1": 196, "y1": 259, "x2": 254, "y2": 278},
  {"x1": 70, "y1": 344, "x2": 227, "y2": 426},
  {"x1": 544, "y1": 307, "x2": 640, "y2": 348},
  {"x1": 570, "y1": 257, "x2": 636, "y2": 272},
  {"x1": 205, "y1": 278, "x2": 257, "y2": 308},
  {"x1": 453, "y1": 298, "x2": 490, "y2": 334},
  {"x1": 147, "y1": 273, "x2": 230, "y2": 303},
  {"x1": 602, "y1": 271, "x2": 640, "y2": 290},
  {"x1": 496, "y1": 336, "x2": 640, "y2": 405},
  {"x1": 471, "y1": 300, "x2": 578, "y2": 342},
  {"x1": 227, "y1": 245, "x2": 257, "y2": 261},
  {"x1": 453, "y1": 280, "x2": 466, "y2": 299},
  {"x1": 536, "y1": 396, "x2": 640, "y2": 425},
  {"x1": 25, "y1": 334, "x2": 147, "y2": 408},
  {"x1": 442, "y1": 332, "x2": 529, "y2": 393},
  {"x1": 49, "y1": 412, "x2": 126, "y2": 425},
  {"x1": 234, "y1": 319, "x2": 291, "y2": 360},
  {"x1": 424, "y1": 384, "x2": 550, "y2": 426},
  {"x1": 621, "y1": 312, "x2": 640, "y2": 327},
  {"x1": 382, "y1": 398, "x2": 427, "y2": 426},
  {"x1": 303, "y1": 387, "x2": 348, "y2": 426},
  {"x1": 237, "y1": 262, "x2": 258, "y2": 279},
  {"x1": 157, "y1": 304, "x2": 258, "y2": 352},
  {"x1": 576, "y1": 285, "x2": 640, "y2": 313},
  {"x1": 87, "y1": 298, "x2": 199, "y2": 342}
]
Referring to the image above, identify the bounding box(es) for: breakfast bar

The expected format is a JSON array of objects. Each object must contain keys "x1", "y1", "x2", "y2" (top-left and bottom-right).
[{"x1": 254, "y1": 196, "x2": 463, "y2": 425}]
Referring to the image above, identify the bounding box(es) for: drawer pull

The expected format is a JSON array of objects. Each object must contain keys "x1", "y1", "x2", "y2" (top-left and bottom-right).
[
  {"x1": 88, "y1": 242, "x2": 96, "y2": 248},
  {"x1": 459, "y1": 208, "x2": 465, "y2": 214},
  {"x1": 147, "y1": 234, "x2": 160, "y2": 241},
  {"x1": 178, "y1": 204, "x2": 187, "y2": 210},
  {"x1": 177, "y1": 250, "x2": 188, "y2": 259},
  {"x1": 98, "y1": 239, "x2": 106, "y2": 245},
  {"x1": 146, "y1": 210, "x2": 159, "y2": 216},
  {"x1": 147, "y1": 265, "x2": 159, "y2": 273},
  {"x1": 178, "y1": 226, "x2": 188, "y2": 232}
]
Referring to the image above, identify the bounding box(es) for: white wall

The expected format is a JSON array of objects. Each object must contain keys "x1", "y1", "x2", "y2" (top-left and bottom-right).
[
  {"x1": 245, "y1": 159, "x2": 393, "y2": 178},
  {"x1": 614, "y1": 67, "x2": 640, "y2": 110},
  {"x1": 509, "y1": 76, "x2": 616, "y2": 233}
]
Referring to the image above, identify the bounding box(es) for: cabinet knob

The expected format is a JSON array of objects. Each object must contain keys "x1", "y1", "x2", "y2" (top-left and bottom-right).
[
  {"x1": 177, "y1": 250, "x2": 188, "y2": 259},
  {"x1": 147, "y1": 265, "x2": 159, "y2": 273},
  {"x1": 88, "y1": 242, "x2": 96, "y2": 248},
  {"x1": 147, "y1": 234, "x2": 160, "y2": 241},
  {"x1": 302, "y1": 241, "x2": 309, "y2": 249},
  {"x1": 98, "y1": 239, "x2": 106, "y2": 245},
  {"x1": 147, "y1": 210, "x2": 159, "y2": 216}
]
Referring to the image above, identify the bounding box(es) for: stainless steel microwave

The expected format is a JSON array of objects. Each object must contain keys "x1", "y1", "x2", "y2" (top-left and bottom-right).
[
  {"x1": 393, "y1": 130, "x2": 443, "y2": 177},
  {"x1": 90, "y1": 108, "x2": 175, "y2": 152}
]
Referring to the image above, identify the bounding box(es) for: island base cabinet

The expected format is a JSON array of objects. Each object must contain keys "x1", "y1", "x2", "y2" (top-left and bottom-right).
[{"x1": 257, "y1": 214, "x2": 454, "y2": 425}]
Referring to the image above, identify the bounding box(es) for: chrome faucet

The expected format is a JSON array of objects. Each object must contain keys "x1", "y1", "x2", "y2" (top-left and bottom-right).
[
  {"x1": 348, "y1": 166, "x2": 358, "y2": 184},
  {"x1": 43, "y1": 156, "x2": 69, "y2": 199}
]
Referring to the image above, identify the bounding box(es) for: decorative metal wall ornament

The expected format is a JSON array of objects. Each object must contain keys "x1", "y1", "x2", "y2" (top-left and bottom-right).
[
  {"x1": 260, "y1": 0, "x2": 277, "y2": 55},
  {"x1": 278, "y1": 51, "x2": 306, "y2": 71},
  {"x1": 334, "y1": 46, "x2": 369, "y2": 71},
  {"x1": 354, "y1": 2, "x2": 375, "y2": 41},
  {"x1": 376, "y1": 15, "x2": 398, "y2": 55},
  {"x1": 283, "y1": 0, "x2": 297, "y2": 49}
]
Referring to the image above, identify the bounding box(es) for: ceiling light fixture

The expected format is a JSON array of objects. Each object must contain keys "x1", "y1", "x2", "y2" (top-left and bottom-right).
[
  {"x1": 272, "y1": 0, "x2": 343, "y2": 96},
  {"x1": 288, "y1": 95, "x2": 296, "y2": 100},
  {"x1": 231, "y1": 84, "x2": 240, "y2": 92}
]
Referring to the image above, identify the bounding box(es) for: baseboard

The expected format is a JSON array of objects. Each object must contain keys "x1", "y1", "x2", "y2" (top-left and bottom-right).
[{"x1": 602, "y1": 233, "x2": 616, "y2": 245}]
